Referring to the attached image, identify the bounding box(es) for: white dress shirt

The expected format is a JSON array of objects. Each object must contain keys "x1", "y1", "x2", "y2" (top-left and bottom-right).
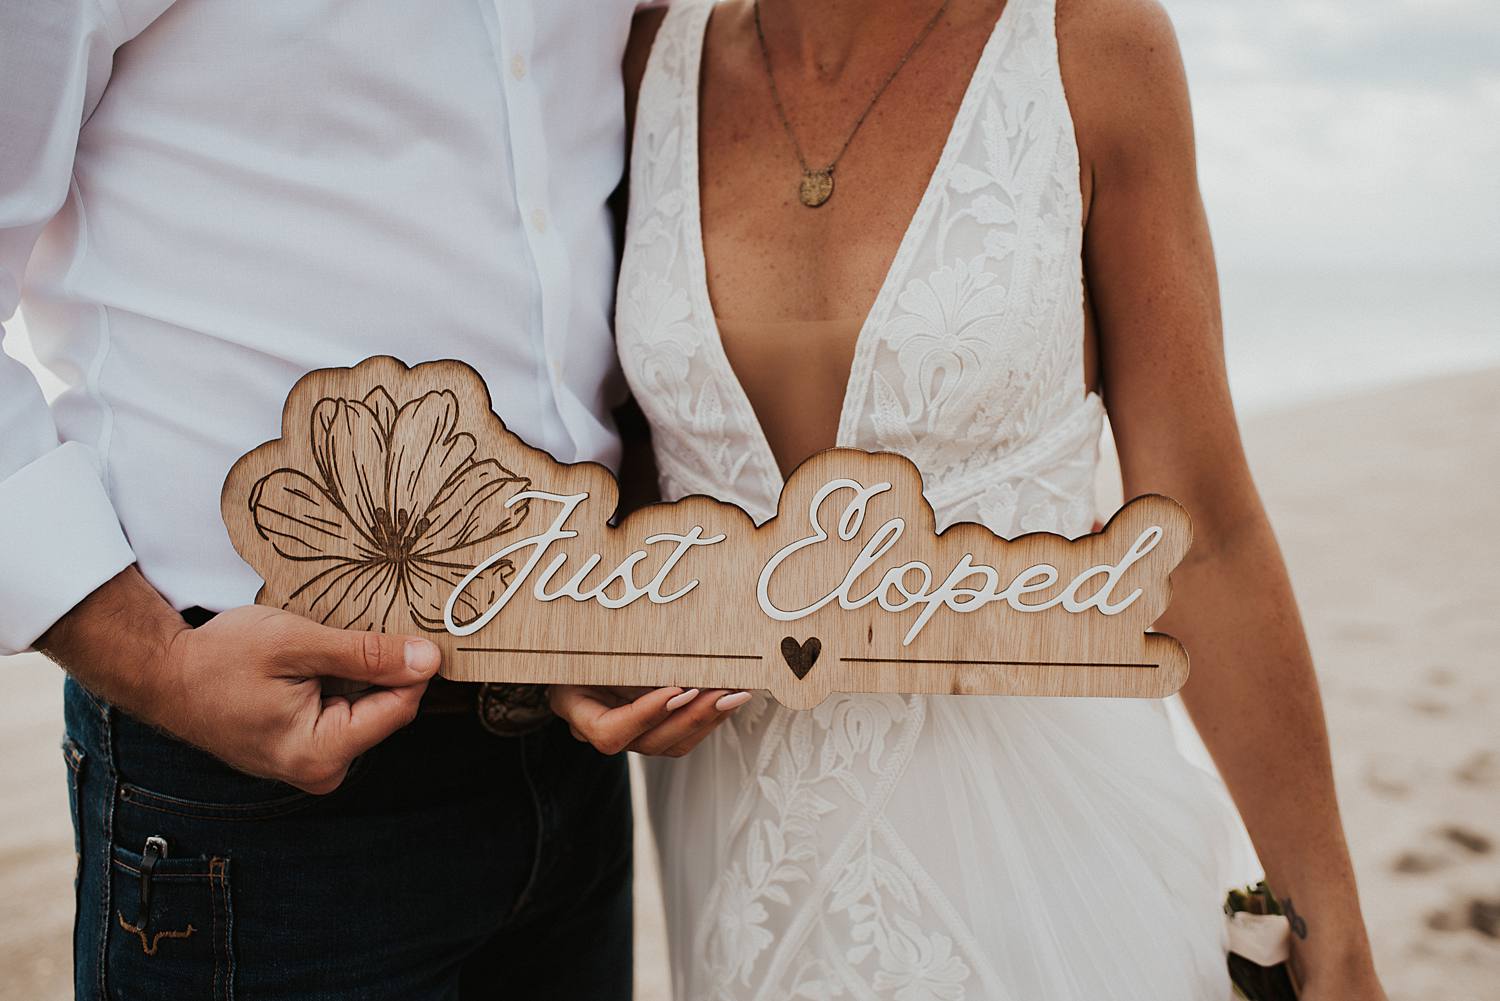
[{"x1": 0, "y1": 0, "x2": 636, "y2": 653}]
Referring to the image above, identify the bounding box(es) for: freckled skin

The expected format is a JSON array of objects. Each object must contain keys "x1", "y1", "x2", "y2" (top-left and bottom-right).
[
  {"x1": 694, "y1": 1, "x2": 1079, "y2": 473},
  {"x1": 688, "y1": 0, "x2": 1096, "y2": 475}
]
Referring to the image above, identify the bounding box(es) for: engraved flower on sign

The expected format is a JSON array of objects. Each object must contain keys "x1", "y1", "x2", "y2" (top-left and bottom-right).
[{"x1": 248, "y1": 386, "x2": 530, "y2": 632}]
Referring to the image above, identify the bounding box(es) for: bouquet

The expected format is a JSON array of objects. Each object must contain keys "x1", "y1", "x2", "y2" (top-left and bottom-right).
[{"x1": 1225, "y1": 882, "x2": 1300, "y2": 1000}]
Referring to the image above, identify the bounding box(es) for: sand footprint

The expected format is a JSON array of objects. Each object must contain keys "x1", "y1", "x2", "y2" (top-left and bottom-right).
[
  {"x1": 1391, "y1": 824, "x2": 1493, "y2": 875},
  {"x1": 1426, "y1": 897, "x2": 1500, "y2": 940},
  {"x1": 1455, "y1": 750, "x2": 1500, "y2": 786}
]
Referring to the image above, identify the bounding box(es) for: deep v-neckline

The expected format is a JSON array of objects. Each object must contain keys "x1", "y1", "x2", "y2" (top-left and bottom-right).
[{"x1": 679, "y1": 0, "x2": 1019, "y2": 501}]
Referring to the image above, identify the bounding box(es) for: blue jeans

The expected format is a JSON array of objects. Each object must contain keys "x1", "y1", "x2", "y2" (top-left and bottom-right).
[{"x1": 62, "y1": 678, "x2": 632, "y2": 1000}]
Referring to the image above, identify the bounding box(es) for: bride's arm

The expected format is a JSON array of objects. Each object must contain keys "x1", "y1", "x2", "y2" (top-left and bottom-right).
[{"x1": 1061, "y1": 0, "x2": 1384, "y2": 996}]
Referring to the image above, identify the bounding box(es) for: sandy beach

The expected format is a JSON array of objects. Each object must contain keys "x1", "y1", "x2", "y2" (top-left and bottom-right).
[{"x1": 2, "y1": 368, "x2": 1496, "y2": 1001}]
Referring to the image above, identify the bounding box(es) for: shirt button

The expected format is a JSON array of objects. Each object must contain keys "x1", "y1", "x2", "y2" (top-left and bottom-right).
[
  {"x1": 510, "y1": 54, "x2": 527, "y2": 80},
  {"x1": 550, "y1": 358, "x2": 563, "y2": 379},
  {"x1": 531, "y1": 208, "x2": 548, "y2": 233}
]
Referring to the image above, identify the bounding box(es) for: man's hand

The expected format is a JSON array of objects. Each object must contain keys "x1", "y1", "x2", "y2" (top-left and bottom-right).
[
  {"x1": 157, "y1": 605, "x2": 438, "y2": 792},
  {"x1": 39, "y1": 567, "x2": 439, "y2": 794},
  {"x1": 549, "y1": 684, "x2": 750, "y2": 757}
]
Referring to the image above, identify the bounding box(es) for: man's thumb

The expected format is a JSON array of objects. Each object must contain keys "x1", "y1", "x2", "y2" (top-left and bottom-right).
[{"x1": 297, "y1": 621, "x2": 441, "y2": 685}]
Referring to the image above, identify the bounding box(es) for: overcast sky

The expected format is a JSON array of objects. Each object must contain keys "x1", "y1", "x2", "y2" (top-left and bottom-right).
[{"x1": 1164, "y1": 0, "x2": 1500, "y2": 271}]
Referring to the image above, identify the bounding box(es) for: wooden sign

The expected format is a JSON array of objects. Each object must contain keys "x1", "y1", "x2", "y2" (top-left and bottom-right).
[{"x1": 223, "y1": 357, "x2": 1191, "y2": 709}]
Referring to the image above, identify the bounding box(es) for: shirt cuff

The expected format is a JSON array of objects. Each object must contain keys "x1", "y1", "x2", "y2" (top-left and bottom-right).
[{"x1": 0, "y1": 442, "x2": 135, "y2": 654}]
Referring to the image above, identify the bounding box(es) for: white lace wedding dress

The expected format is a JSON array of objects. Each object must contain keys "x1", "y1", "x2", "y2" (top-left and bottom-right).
[{"x1": 616, "y1": 1, "x2": 1240, "y2": 997}]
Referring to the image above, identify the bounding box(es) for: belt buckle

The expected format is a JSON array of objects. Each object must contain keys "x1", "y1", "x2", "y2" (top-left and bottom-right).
[{"x1": 476, "y1": 683, "x2": 553, "y2": 737}]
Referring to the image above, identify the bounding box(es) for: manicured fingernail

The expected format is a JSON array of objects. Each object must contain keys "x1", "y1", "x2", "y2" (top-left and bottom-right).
[
  {"x1": 665, "y1": 689, "x2": 698, "y2": 711},
  {"x1": 405, "y1": 639, "x2": 440, "y2": 674},
  {"x1": 715, "y1": 691, "x2": 751, "y2": 711}
]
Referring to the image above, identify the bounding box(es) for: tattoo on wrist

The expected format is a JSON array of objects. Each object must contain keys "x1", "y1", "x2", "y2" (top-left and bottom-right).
[{"x1": 1282, "y1": 897, "x2": 1309, "y2": 939}]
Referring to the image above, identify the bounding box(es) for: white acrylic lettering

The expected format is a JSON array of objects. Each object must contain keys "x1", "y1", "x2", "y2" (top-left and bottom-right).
[
  {"x1": 756, "y1": 483, "x2": 1167, "y2": 643},
  {"x1": 756, "y1": 480, "x2": 894, "y2": 621},
  {"x1": 444, "y1": 491, "x2": 725, "y2": 634},
  {"x1": 451, "y1": 483, "x2": 1166, "y2": 643}
]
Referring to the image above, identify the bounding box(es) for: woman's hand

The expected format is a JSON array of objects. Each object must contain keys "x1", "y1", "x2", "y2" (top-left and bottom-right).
[{"x1": 549, "y1": 684, "x2": 751, "y2": 757}]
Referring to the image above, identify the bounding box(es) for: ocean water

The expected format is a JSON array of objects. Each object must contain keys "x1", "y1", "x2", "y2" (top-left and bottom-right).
[
  {"x1": 1219, "y1": 266, "x2": 1500, "y2": 415},
  {"x1": 10, "y1": 266, "x2": 1497, "y2": 416}
]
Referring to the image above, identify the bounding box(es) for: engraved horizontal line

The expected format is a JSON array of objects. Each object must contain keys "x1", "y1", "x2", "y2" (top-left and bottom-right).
[
  {"x1": 456, "y1": 647, "x2": 764, "y2": 661},
  {"x1": 840, "y1": 657, "x2": 1159, "y2": 669}
]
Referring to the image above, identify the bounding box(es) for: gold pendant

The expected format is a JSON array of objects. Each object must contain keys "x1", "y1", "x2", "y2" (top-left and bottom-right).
[{"x1": 799, "y1": 169, "x2": 834, "y2": 208}]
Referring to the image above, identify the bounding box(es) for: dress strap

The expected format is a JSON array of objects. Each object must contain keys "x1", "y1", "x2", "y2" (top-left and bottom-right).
[{"x1": 640, "y1": 0, "x2": 712, "y2": 98}]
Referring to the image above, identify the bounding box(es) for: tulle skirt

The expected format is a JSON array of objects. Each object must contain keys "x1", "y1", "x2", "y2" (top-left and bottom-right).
[{"x1": 647, "y1": 692, "x2": 1242, "y2": 1000}]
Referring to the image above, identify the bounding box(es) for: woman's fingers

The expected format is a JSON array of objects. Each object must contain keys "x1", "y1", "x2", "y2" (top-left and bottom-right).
[
  {"x1": 598, "y1": 685, "x2": 661, "y2": 707},
  {"x1": 549, "y1": 684, "x2": 686, "y2": 755},
  {"x1": 627, "y1": 689, "x2": 749, "y2": 756},
  {"x1": 656, "y1": 692, "x2": 752, "y2": 757},
  {"x1": 547, "y1": 684, "x2": 752, "y2": 757}
]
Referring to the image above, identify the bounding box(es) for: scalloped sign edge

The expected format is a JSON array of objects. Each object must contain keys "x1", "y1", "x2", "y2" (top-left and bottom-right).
[{"x1": 222, "y1": 356, "x2": 1191, "y2": 709}]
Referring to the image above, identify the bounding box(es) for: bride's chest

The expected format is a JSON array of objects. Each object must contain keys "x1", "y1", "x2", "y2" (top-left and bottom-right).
[{"x1": 697, "y1": 59, "x2": 978, "y2": 323}]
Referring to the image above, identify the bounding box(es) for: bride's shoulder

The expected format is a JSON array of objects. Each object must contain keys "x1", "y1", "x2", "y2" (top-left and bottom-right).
[
  {"x1": 1055, "y1": 0, "x2": 1193, "y2": 177},
  {"x1": 1054, "y1": 0, "x2": 1181, "y2": 52},
  {"x1": 1055, "y1": 0, "x2": 1188, "y2": 102},
  {"x1": 1055, "y1": 0, "x2": 1187, "y2": 98}
]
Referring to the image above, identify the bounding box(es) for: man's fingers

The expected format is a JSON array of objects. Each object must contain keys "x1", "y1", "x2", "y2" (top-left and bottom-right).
[
  {"x1": 297, "y1": 683, "x2": 427, "y2": 792},
  {"x1": 284, "y1": 617, "x2": 441, "y2": 687},
  {"x1": 551, "y1": 685, "x2": 687, "y2": 755},
  {"x1": 336, "y1": 684, "x2": 427, "y2": 756}
]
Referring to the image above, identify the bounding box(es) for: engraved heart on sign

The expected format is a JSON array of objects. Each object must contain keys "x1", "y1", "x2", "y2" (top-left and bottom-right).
[{"x1": 780, "y1": 636, "x2": 822, "y2": 679}]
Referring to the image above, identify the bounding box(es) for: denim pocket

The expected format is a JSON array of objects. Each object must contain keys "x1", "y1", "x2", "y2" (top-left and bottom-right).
[
  {"x1": 116, "y1": 779, "x2": 315, "y2": 822},
  {"x1": 109, "y1": 707, "x2": 319, "y2": 821},
  {"x1": 107, "y1": 841, "x2": 233, "y2": 1001}
]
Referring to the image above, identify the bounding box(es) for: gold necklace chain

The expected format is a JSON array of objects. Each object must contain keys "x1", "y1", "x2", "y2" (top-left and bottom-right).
[{"x1": 753, "y1": 0, "x2": 953, "y2": 208}]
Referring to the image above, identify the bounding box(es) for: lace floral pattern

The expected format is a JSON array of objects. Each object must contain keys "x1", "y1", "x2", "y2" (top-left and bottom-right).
[
  {"x1": 685, "y1": 695, "x2": 967, "y2": 1001},
  {"x1": 615, "y1": 1, "x2": 1228, "y2": 999}
]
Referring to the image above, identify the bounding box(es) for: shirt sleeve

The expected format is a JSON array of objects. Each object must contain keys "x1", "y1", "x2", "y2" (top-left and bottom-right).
[{"x1": 0, "y1": 3, "x2": 137, "y2": 654}]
